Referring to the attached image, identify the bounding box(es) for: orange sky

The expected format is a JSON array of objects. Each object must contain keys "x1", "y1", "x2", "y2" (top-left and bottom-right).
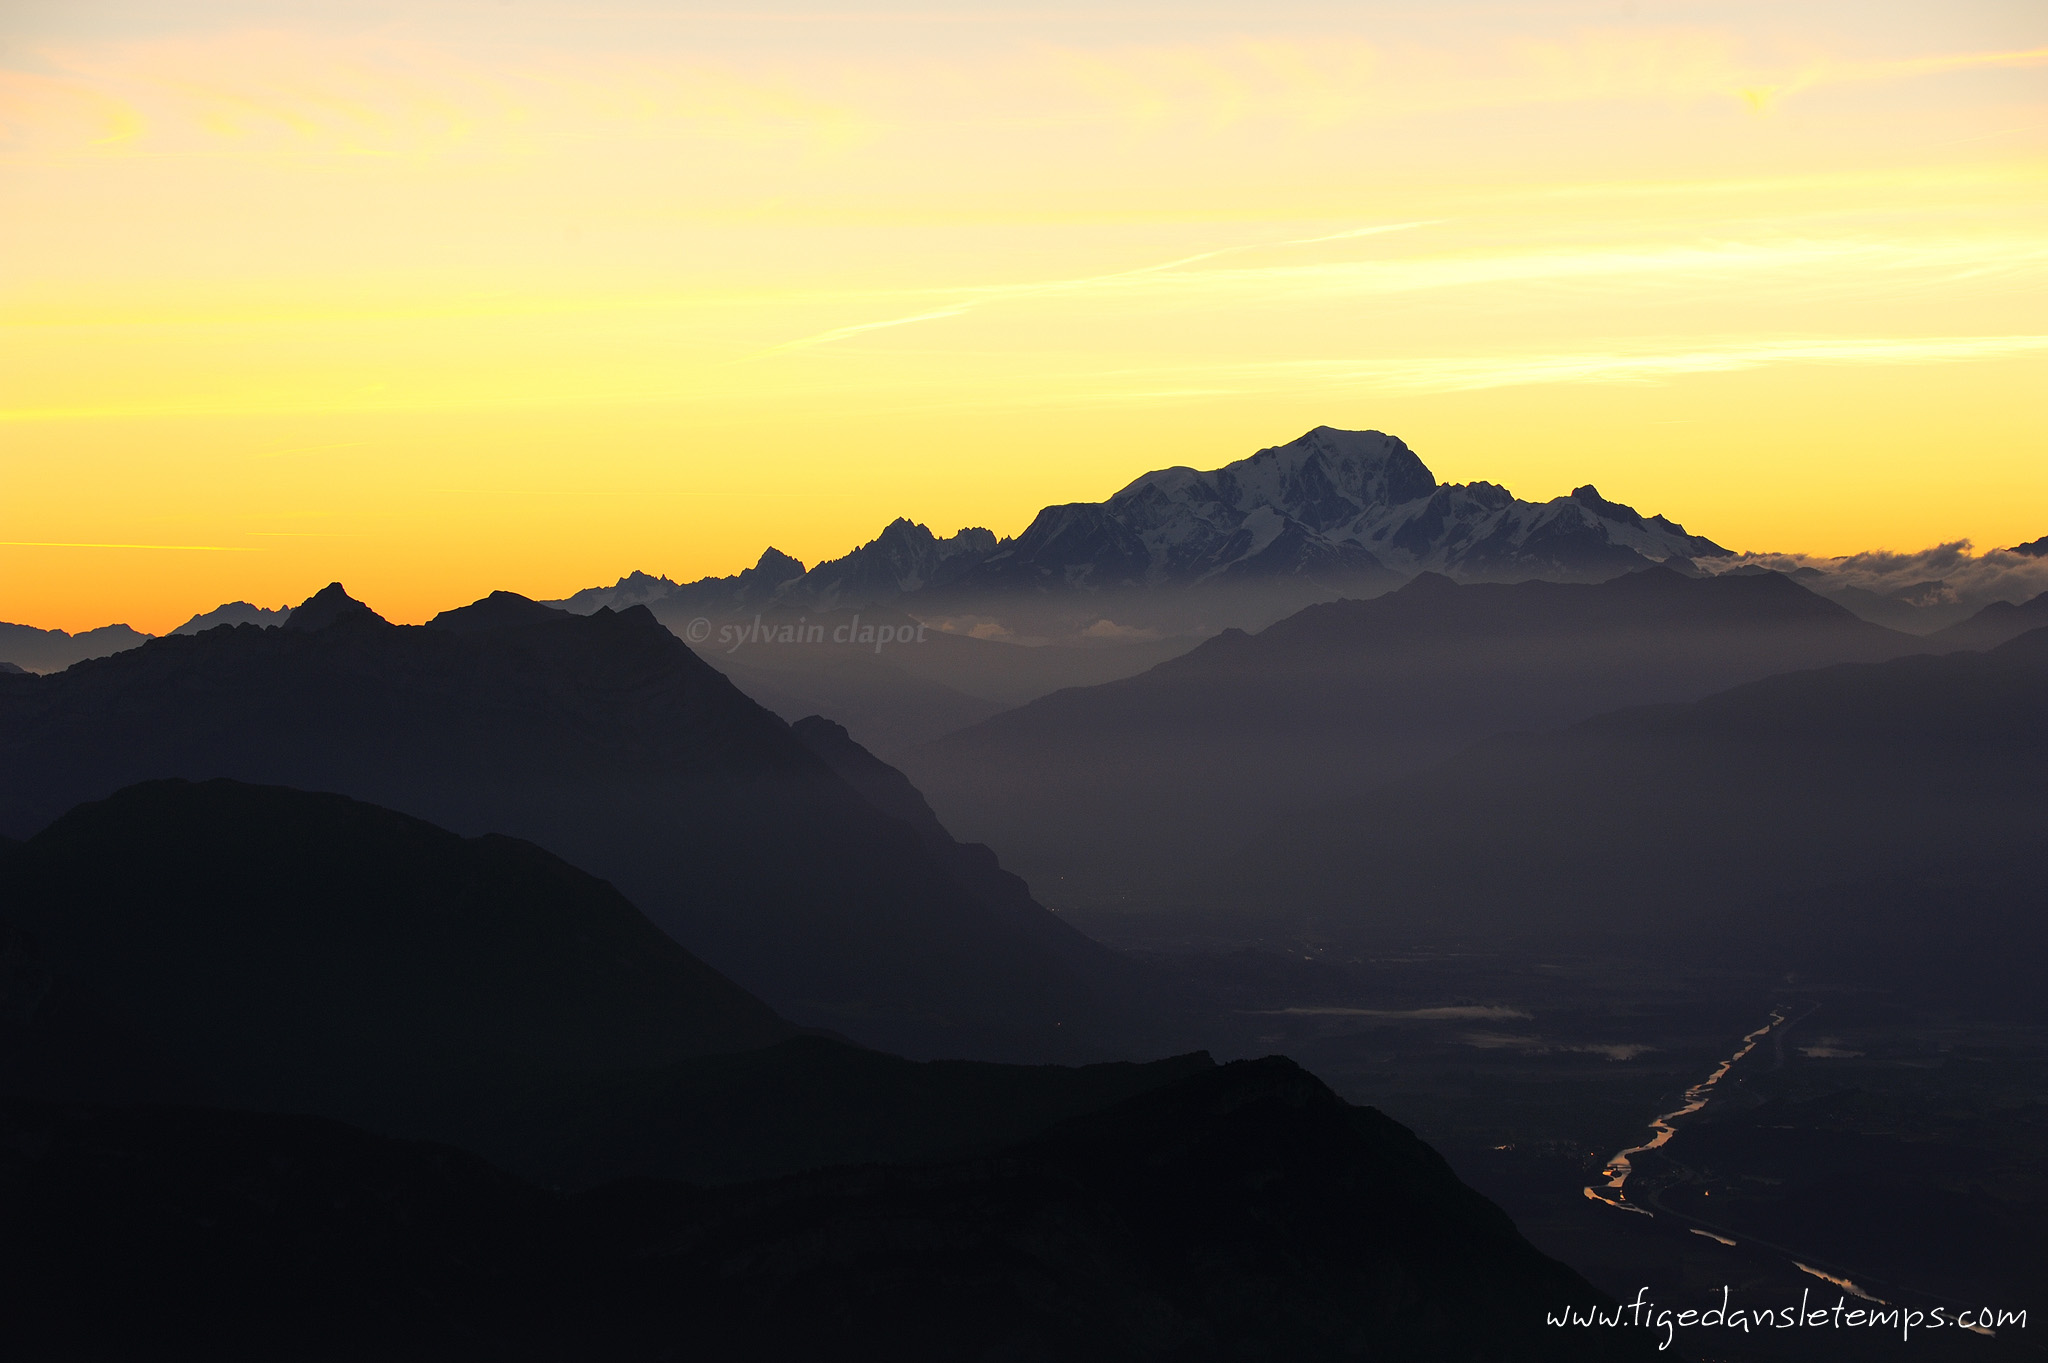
[{"x1": 4, "y1": 1, "x2": 2045, "y2": 632}]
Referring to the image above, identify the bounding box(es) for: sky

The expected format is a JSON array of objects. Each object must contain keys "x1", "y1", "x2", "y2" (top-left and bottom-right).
[{"x1": 3, "y1": 0, "x2": 2044, "y2": 631}]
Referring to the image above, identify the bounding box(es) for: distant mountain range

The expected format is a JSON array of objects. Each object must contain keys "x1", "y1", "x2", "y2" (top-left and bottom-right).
[
  {"x1": 1926, "y1": 586, "x2": 2048, "y2": 651},
  {"x1": 899, "y1": 565, "x2": 1928, "y2": 903},
  {"x1": 171, "y1": 600, "x2": 289, "y2": 634},
  {"x1": 0, "y1": 621, "x2": 151, "y2": 674},
  {"x1": 552, "y1": 427, "x2": 1730, "y2": 640},
  {"x1": 4, "y1": 427, "x2": 2042, "y2": 677},
  {"x1": 0, "y1": 601, "x2": 283, "y2": 674},
  {"x1": 0, "y1": 584, "x2": 1149, "y2": 1059}
]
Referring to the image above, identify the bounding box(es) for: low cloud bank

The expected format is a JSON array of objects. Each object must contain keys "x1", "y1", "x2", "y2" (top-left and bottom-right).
[{"x1": 1699, "y1": 539, "x2": 2048, "y2": 625}]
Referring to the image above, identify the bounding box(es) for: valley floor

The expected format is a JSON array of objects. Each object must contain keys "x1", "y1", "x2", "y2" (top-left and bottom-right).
[{"x1": 1079, "y1": 922, "x2": 2048, "y2": 1361}]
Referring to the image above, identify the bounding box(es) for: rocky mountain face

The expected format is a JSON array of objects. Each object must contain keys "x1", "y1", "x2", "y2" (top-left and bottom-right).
[
  {"x1": 1069, "y1": 427, "x2": 1722, "y2": 589},
  {"x1": 549, "y1": 426, "x2": 1727, "y2": 628}
]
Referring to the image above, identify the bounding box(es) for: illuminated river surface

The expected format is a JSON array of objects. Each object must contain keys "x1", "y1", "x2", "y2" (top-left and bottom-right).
[
  {"x1": 1584, "y1": 1008, "x2": 1788, "y2": 1216},
  {"x1": 1578, "y1": 1005, "x2": 1993, "y2": 1321}
]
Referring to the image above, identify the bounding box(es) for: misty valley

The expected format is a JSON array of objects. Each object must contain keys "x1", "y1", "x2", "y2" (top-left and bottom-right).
[{"x1": 4, "y1": 429, "x2": 2045, "y2": 1360}]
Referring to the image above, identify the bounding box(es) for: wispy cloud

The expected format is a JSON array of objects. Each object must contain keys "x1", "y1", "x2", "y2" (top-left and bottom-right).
[
  {"x1": 1734, "y1": 42, "x2": 2048, "y2": 113},
  {"x1": 756, "y1": 219, "x2": 1439, "y2": 352},
  {"x1": 753, "y1": 305, "x2": 972, "y2": 355},
  {"x1": 1000, "y1": 334, "x2": 2048, "y2": 409}
]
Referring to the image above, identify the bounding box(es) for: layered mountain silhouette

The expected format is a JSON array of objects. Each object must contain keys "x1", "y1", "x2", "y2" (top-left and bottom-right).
[
  {"x1": 0, "y1": 778, "x2": 1199, "y2": 1174},
  {"x1": 685, "y1": 601, "x2": 1197, "y2": 759},
  {"x1": 535, "y1": 425, "x2": 1743, "y2": 747},
  {"x1": 0, "y1": 778, "x2": 1635, "y2": 1360},
  {"x1": 0, "y1": 620, "x2": 150, "y2": 674},
  {"x1": 715, "y1": 635, "x2": 1012, "y2": 759},
  {"x1": 1191, "y1": 626, "x2": 2048, "y2": 985},
  {"x1": 902, "y1": 565, "x2": 1922, "y2": 902},
  {"x1": 0, "y1": 586, "x2": 1144, "y2": 1058},
  {"x1": 1925, "y1": 588, "x2": 2048, "y2": 652}
]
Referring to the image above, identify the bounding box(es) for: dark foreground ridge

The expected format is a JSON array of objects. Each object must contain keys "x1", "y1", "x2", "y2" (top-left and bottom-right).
[
  {"x1": 0, "y1": 779, "x2": 1186, "y2": 1175},
  {"x1": 0, "y1": 1059, "x2": 1640, "y2": 1363},
  {"x1": 0, "y1": 779, "x2": 792, "y2": 1138},
  {"x1": 0, "y1": 780, "x2": 1638, "y2": 1360}
]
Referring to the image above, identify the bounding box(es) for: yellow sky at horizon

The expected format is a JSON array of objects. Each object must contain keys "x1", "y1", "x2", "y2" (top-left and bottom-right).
[{"x1": 3, "y1": 1, "x2": 2044, "y2": 632}]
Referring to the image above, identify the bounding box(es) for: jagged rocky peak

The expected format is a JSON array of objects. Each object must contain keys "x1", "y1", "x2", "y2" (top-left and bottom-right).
[
  {"x1": 795, "y1": 519, "x2": 999, "y2": 600},
  {"x1": 547, "y1": 569, "x2": 681, "y2": 616},
  {"x1": 745, "y1": 547, "x2": 808, "y2": 582},
  {"x1": 281, "y1": 583, "x2": 385, "y2": 633},
  {"x1": 609, "y1": 569, "x2": 678, "y2": 594},
  {"x1": 171, "y1": 601, "x2": 290, "y2": 636},
  {"x1": 862, "y1": 519, "x2": 996, "y2": 564}
]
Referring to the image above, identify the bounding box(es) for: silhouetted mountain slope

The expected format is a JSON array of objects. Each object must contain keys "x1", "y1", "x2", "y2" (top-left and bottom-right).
[
  {"x1": 0, "y1": 780, "x2": 791, "y2": 1136},
  {"x1": 425, "y1": 588, "x2": 572, "y2": 632},
  {"x1": 0, "y1": 1059, "x2": 1641, "y2": 1362},
  {"x1": 0, "y1": 1097, "x2": 571, "y2": 1362},
  {"x1": 717, "y1": 646, "x2": 1008, "y2": 759},
  {"x1": 1926, "y1": 588, "x2": 2048, "y2": 652},
  {"x1": 0, "y1": 620, "x2": 150, "y2": 674},
  {"x1": 494, "y1": 1034, "x2": 1216, "y2": 1188},
  {"x1": 905, "y1": 566, "x2": 1923, "y2": 902},
  {"x1": 1197, "y1": 626, "x2": 2048, "y2": 965},
  {"x1": 791, "y1": 714, "x2": 954, "y2": 845},
  {"x1": 0, "y1": 589, "x2": 1139, "y2": 1058},
  {"x1": 0, "y1": 781, "x2": 1211, "y2": 1181},
  {"x1": 170, "y1": 601, "x2": 288, "y2": 635},
  {"x1": 620, "y1": 1056, "x2": 1639, "y2": 1363}
]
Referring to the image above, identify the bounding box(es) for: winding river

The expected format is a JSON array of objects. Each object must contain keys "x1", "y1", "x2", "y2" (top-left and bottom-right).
[
  {"x1": 1583, "y1": 1008, "x2": 1789, "y2": 1215},
  {"x1": 1581, "y1": 1004, "x2": 1983, "y2": 1319}
]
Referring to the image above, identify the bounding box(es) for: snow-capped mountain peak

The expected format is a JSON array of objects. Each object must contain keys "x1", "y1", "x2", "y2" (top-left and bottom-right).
[{"x1": 551, "y1": 425, "x2": 1729, "y2": 622}]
